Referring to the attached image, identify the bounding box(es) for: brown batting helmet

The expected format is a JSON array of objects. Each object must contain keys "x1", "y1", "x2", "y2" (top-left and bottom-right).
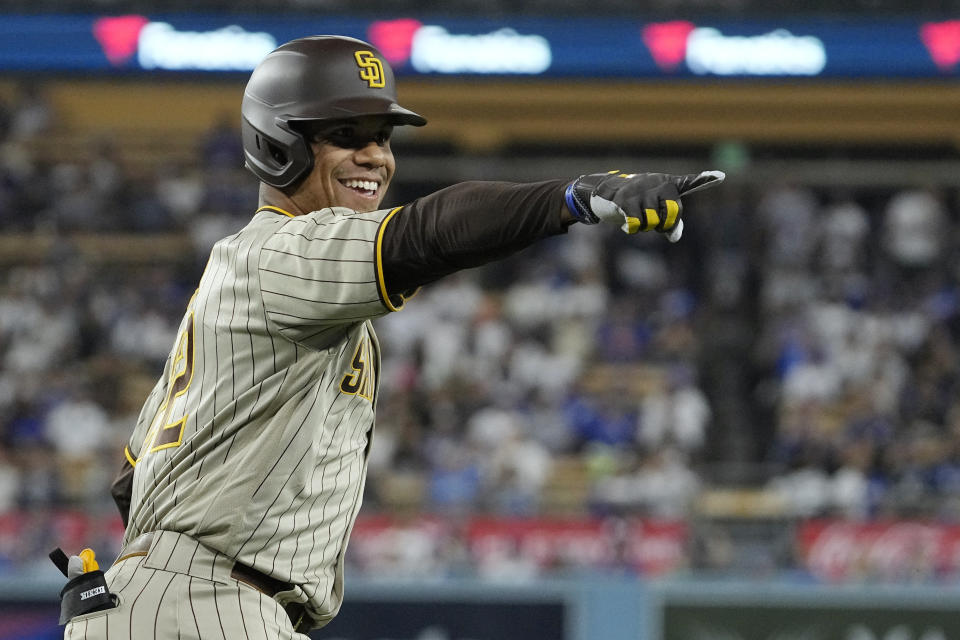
[{"x1": 241, "y1": 35, "x2": 426, "y2": 188}]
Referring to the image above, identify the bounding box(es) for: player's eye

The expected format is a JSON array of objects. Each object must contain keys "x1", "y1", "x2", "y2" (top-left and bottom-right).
[
  {"x1": 318, "y1": 124, "x2": 391, "y2": 149},
  {"x1": 324, "y1": 127, "x2": 357, "y2": 146}
]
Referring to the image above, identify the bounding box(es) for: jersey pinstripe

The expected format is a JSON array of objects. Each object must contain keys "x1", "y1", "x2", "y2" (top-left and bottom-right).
[
  {"x1": 65, "y1": 531, "x2": 308, "y2": 639},
  {"x1": 121, "y1": 204, "x2": 408, "y2": 627}
]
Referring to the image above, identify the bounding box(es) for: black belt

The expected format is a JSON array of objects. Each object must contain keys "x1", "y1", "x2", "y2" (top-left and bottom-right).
[
  {"x1": 119, "y1": 533, "x2": 310, "y2": 633},
  {"x1": 230, "y1": 560, "x2": 310, "y2": 632}
]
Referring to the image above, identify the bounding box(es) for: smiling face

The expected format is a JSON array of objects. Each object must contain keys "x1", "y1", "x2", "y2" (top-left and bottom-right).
[{"x1": 296, "y1": 116, "x2": 396, "y2": 214}]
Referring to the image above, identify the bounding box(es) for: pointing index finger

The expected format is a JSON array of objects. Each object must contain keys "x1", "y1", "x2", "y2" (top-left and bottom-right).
[{"x1": 675, "y1": 170, "x2": 726, "y2": 195}]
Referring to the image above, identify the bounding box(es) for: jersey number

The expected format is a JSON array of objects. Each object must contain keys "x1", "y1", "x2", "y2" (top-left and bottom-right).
[
  {"x1": 142, "y1": 313, "x2": 195, "y2": 457},
  {"x1": 339, "y1": 338, "x2": 374, "y2": 402}
]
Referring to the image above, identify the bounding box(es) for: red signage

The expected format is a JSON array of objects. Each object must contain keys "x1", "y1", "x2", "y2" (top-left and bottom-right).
[
  {"x1": 367, "y1": 19, "x2": 423, "y2": 66},
  {"x1": 920, "y1": 21, "x2": 960, "y2": 72},
  {"x1": 797, "y1": 520, "x2": 960, "y2": 582},
  {"x1": 642, "y1": 21, "x2": 696, "y2": 72},
  {"x1": 93, "y1": 14, "x2": 149, "y2": 66},
  {"x1": 349, "y1": 515, "x2": 688, "y2": 576}
]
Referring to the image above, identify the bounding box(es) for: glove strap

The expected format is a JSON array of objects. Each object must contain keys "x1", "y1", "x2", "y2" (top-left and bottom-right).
[
  {"x1": 564, "y1": 177, "x2": 600, "y2": 225},
  {"x1": 50, "y1": 547, "x2": 117, "y2": 625},
  {"x1": 58, "y1": 569, "x2": 116, "y2": 624}
]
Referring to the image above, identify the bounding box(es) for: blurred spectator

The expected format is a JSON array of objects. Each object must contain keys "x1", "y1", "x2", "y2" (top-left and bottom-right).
[
  {"x1": 829, "y1": 438, "x2": 872, "y2": 519},
  {"x1": 820, "y1": 193, "x2": 870, "y2": 274},
  {"x1": 88, "y1": 136, "x2": 126, "y2": 200},
  {"x1": 564, "y1": 388, "x2": 638, "y2": 449},
  {"x1": 155, "y1": 163, "x2": 205, "y2": 223},
  {"x1": 591, "y1": 445, "x2": 700, "y2": 518},
  {"x1": 43, "y1": 387, "x2": 111, "y2": 504},
  {"x1": 767, "y1": 454, "x2": 832, "y2": 518},
  {"x1": 0, "y1": 448, "x2": 20, "y2": 514},
  {"x1": 200, "y1": 112, "x2": 244, "y2": 169},
  {"x1": 638, "y1": 363, "x2": 710, "y2": 453},
  {"x1": 757, "y1": 182, "x2": 819, "y2": 269},
  {"x1": 44, "y1": 162, "x2": 104, "y2": 231},
  {"x1": 632, "y1": 446, "x2": 701, "y2": 518},
  {"x1": 479, "y1": 418, "x2": 552, "y2": 515},
  {"x1": 109, "y1": 296, "x2": 179, "y2": 363},
  {"x1": 590, "y1": 449, "x2": 645, "y2": 515},
  {"x1": 596, "y1": 297, "x2": 652, "y2": 362},
  {"x1": 9, "y1": 81, "x2": 53, "y2": 141},
  {"x1": 426, "y1": 443, "x2": 483, "y2": 514},
  {"x1": 3, "y1": 398, "x2": 46, "y2": 448},
  {"x1": 17, "y1": 443, "x2": 58, "y2": 508},
  {"x1": 883, "y1": 187, "x2": 947, "y2": 273}
]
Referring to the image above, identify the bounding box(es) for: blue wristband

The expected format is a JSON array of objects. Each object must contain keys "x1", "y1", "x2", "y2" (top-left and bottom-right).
[{"x1": 564, "y1": 179, "x2": 599, "y2": 224}]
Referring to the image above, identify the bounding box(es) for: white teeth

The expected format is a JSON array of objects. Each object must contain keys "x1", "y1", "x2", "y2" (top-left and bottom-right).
[{"x1": 341, "y1": 179, "x2": 379, "y2": 192}]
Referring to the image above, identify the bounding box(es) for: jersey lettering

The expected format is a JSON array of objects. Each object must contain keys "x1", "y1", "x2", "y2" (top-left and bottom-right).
[
  {"x1": 142, "y1": 312, "x2": 195, "y2": 456},
  {"x1": 339, "y1": 337, "x2": 374, "y2": 402}
]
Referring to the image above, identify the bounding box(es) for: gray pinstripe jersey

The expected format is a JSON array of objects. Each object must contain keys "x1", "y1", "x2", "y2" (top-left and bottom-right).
[{"x1": 122, "y1": 204, "x2": 408, "y2": 627}]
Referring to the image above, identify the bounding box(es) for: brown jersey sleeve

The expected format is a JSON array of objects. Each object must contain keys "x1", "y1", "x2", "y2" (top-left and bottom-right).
[
  {"x1": 111, "y1": 449, "x2": 136, "y2": 528},
  {"x1": 379, "y1": 179, "x2": 572, "y2": 295}
]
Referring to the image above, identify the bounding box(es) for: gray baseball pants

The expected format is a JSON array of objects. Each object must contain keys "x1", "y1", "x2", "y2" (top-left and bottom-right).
[{"x1": 63, "y1": 530, "x2": 311, "y2": 640}]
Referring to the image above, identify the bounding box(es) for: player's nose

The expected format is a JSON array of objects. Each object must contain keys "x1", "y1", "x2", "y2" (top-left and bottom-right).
[{"x1": 353, "y1": 140, "x2": 390, "y2": 168}]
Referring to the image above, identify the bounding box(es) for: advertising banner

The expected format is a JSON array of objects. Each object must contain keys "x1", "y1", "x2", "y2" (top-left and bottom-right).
[
  {"x1": 348, "y1": 515, "x2": 688, "y2": 577},
  {"x1": 796, "y1": 520, "x2": 960, "y2": 583},
  {"x1": 0, "y1": 14, "x2": 959, "y2": 78}
]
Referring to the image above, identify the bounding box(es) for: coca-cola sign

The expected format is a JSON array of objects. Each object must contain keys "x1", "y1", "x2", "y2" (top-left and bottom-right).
[{"x1": 798, "y1": 520, "x2": 960, "y2": 582}]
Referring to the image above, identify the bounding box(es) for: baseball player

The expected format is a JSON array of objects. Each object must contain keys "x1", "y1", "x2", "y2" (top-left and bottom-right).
[{"x1": 60, "y1": 35, "x2": 723, "y2": 639}]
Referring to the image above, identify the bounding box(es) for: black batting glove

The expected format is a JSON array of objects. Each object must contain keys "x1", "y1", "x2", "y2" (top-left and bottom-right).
[{"x1": 564, "y1": 170, "x2": 725, "y2": 242}]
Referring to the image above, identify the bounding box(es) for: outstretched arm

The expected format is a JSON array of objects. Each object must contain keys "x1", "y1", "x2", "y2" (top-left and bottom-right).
[
  {"x1": 380, "y1": 171, "x2": 724, "y2": 295},
  {"x1": 381, "y1": 179, "x2": 572, "y2": 294}
]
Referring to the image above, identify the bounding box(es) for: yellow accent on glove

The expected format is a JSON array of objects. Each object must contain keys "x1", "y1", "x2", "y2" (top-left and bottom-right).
[
  {"x1": 644, "y1": 208, "x2": 661, "y2": 229},
  {"x1": 79, "y1": 548, "x2": 99, "y2": 573},
  {"x1": 623, "y1": 216, "x2": 642, "y2": 234},
  {"x1": 663, "y1": 199, "x2": 680, "y2": 229}
]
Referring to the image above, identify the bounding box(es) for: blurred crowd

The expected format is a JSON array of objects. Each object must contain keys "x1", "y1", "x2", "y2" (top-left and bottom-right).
[{"x1": 0, "y1": 83, "x2": 959, "y2": 577}]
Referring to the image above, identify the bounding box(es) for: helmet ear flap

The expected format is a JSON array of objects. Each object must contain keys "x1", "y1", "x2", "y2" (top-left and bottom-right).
[
  {"x1": 241, "y1": 116, "x2": 314, "y2": 188},
  {"x1": 267, "y1": 139, "x2": 287, "y2": 165}
]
